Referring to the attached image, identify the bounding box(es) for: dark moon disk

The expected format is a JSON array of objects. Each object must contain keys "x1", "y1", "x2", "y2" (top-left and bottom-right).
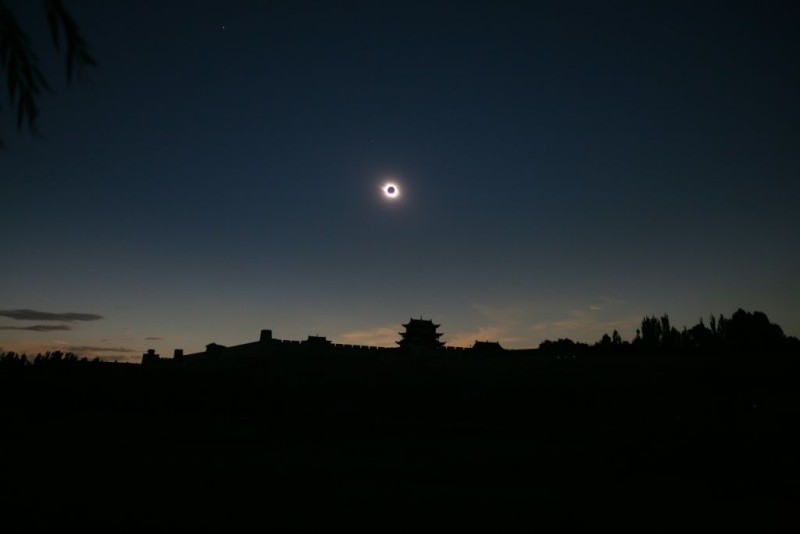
[{"x1": 387, "y1": 186, "x2": 395, "y2": 194}]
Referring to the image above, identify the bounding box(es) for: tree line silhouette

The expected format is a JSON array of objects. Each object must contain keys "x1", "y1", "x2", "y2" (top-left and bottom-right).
[
  {"x1": 0, "y1": 349, "x2": 98, "y2": 367},
  {"x1": 538, "y1": 308, "x2": 798, "y2": 357}
]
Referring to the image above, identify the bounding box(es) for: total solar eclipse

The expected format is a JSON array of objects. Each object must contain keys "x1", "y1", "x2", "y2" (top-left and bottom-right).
[{"x1": 382, "y1": 183, "x2": 400, "y2": 199}]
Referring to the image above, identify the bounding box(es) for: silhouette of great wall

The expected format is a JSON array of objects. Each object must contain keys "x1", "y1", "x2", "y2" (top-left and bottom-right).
[{"x1": 141, "y1": 317, "x2": 509, "y2": 365}]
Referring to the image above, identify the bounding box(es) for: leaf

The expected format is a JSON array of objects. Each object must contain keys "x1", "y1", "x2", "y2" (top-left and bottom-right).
[
  {"x1": 45, "y1": 0, "x2": 62, "y2": 49},
  {"x1": 45, "y1": 0, "x2": 97, "y2": 81}
]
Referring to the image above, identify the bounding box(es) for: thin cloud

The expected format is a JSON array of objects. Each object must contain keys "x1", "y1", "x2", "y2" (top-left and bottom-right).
[
  {"x1": 66, "y1": 346, "x2": 137, "y2": 353},
  {"x1": 446, "y1": 303, "x2": 528, "y2": 348},
  {"x1": 528, "y1": 313, "x2": 640, "y2": 344},
  {"x1": 145, "y1": 336, "x2": 163, "y2": 341},
  {"x1": 339, "y1": 326, "x2": 399, "y2": 347},
  {"x1": 0, "y1": 324, "x2": 72, "y2": 332},
  {"x1": 0, "y1": 309, "x2": 103, "y2": 322},
  {"x1": 471, "y1": 303, "x2": 527, "y2": 325},
  {"x1": 98, "y1": 354, "x2": 142, "y2": 363},
  {"x1": 447, "y1": 326, "x2": 522, "y2": 348}
]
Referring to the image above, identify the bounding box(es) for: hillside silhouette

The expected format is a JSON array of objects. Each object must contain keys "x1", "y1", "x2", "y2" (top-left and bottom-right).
[{"x1": 1, "y1": 309, "x2": 798, "y2": 531}]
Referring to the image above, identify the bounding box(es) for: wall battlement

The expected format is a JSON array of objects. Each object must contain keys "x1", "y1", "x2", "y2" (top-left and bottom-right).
[{"x1": 147, "y1": 319, "x2": 508, "y2": 364}]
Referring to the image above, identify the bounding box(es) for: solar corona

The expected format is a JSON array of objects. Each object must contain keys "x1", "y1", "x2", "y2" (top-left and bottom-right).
[{"x1": 382, "y1": 183, "x2": 400, "y2": 199}]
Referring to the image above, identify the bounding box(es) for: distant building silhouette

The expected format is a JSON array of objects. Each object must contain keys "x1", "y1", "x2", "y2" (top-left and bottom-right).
[
  {"x1": 397, "y1": 318, "x2": 445, "y2": 351},
  {"x1": 205, "y1": 343, "x2": 226, "y2": 358},
  {"x1": 142, "y1": 317, "x2": 516, "y2": 364},
  {"x1": 141, "y1": 349, "x2": 160, "y2": 364},
  {"x1": 472, "y1": 340, "x2": 503, "y2": 352},
  {"x1": 304, "y1": 335, "x2": 332, "y2": 347}
]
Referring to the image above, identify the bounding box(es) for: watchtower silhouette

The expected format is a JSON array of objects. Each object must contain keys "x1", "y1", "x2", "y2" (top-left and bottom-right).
[{"x1": 397, "y1": 318, "x2": 445, "y2": 350}]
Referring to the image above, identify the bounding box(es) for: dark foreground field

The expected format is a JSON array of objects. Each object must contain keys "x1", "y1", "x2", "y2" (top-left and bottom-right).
[{"x1": 2, "y1": 352, "x2": 798, "y2": 532}]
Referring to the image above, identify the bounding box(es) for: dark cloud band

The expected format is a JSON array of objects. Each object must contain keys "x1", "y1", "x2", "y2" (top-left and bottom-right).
[
  {"x1": 0, "y1": 309, "x2": 103, "y2": 322},
  {"x1": 66, "y1": 346, "x2": 136, "y2": 353},
  {"x1": 0, "y1": 324, "x2": 72, "y2": 332}
]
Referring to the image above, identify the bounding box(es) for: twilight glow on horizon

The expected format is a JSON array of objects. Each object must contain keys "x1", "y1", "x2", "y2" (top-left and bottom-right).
[{"x1": 1, "y1": 1, "x2": 798, "y2": 362}]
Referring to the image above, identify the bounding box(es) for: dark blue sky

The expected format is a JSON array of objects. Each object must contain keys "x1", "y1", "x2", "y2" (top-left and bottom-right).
[{"x1": 2, "y1": 0, "x2": 799, "y2": 359}]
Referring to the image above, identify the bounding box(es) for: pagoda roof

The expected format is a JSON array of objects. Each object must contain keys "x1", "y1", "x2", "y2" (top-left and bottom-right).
[
  {"x1": 402, "y1": 318, "x2": 440, "y2": 327},
  {"x1": 472, "y1": 340, "x2": 504, "y2": 350},
  {"x1": 303, "y1": 335, "x2": 332, "y2": 345},
  {"x1": 398, "y1": 331, "x2": 443, "y2": 337}
]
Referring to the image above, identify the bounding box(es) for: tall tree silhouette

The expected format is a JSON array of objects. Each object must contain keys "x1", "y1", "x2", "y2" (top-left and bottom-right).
[
  {"x1": 685, "y1": 319, "x2": 716, "y2": 352},
  {"x1": 638, "y1": 315, "x2": 663, "y2": 350},
  {"x1": 724, "y1": 309, "x2": 785, "y2": 354},
  {"x1": 0, "y1": 0, "x2": 95, "y2": 145}
]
